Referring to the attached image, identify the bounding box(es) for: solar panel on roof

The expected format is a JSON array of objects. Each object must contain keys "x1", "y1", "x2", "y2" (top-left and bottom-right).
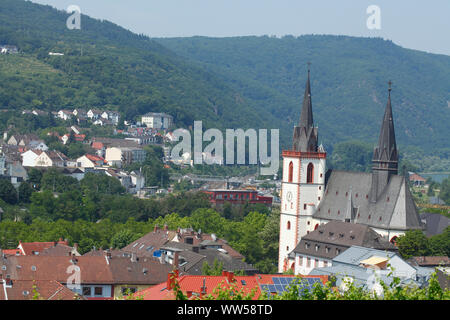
[
  {"x1": 267, "y1": 284, "x2": 276, "y2": 293},
  {"x1": 275, "y1": 284, "x2": 284, "y2": 292},
  {"x1": 273, "y1": 277, "x2": 280, "y2": 285}
]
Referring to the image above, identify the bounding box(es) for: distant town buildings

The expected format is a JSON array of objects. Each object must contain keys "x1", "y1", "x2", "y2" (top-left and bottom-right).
[{"x1": 141, "y1": 112, "x2": 173, "y2": 129}]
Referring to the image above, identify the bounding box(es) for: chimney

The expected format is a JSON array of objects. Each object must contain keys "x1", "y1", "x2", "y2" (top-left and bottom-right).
[
  {"x1": 200, "y1": 277, "x2": 207, "y2": 296},
  {"x1": 167, "y1": 271, "x2": 178, "y2": 290},
  {"x1": 173, "y1": 251, "x2": 179, "y2": 268},
  {"x1": 163, "y1": 224, "x2": 168, "y2": 231},
  {"x1": 153, "y1": 225, "x2": 159, "y2": 233},
  {"x1": 224, "y1": 271, "x2": 234, "y2": 283},
  {"x1": 73, "y1": 243, "x2": 79, "y2": 252},
  {"x1": 131, "y1": 253, "x2": 137, "y2": 263},
  {"x1": 106, "y1": 251, "x2": 112, "y2": 259}
]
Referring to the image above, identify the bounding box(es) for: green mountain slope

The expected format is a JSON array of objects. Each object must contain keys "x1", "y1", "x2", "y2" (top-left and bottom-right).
[
  {"x1": 0, "y1": 0, "x2": 279, "y2": 131},
  {"x1": 155, "y1": 36, "x2": 450, "y2": 152}
]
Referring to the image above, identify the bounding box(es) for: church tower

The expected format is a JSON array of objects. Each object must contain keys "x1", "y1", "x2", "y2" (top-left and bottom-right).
[
  {"x1": 278, "y1": 65, "x2": 326, "y2": 273},
  {"x1": 370, "y1": 81, "x2": 399, "y2": 202}
]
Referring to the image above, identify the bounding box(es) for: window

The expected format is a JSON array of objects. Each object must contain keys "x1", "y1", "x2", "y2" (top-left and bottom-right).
[
  {"x1": 94, "y1": 287, "x2": 103, "y2": 296},
  {"x1": 307, "y1": 163, "x2": 314, "y2": 183},
  {"x1": 318, "y1": 196, "x2": 321, "y2": 201},
  {"x1": 298, "y1": 256, "x2": 303, "y2": 266},
  {"x1": 336, "y1": 249, "x2": 341, "y2": 255},
  {"x1": 324, "y1": 261, "x2": 328, "y2": 267},
  {"x1": 287, "y1": 221, "x2": 291, "y2": 230},
  {"x1": 315, "y1": 259, "x2": 319, "y2": 267},
  {"x1": 314, "y1": 224, "x2": 319, "y2": 230},
  {"x1": 288, "y1": 161, "x2": 294, "y2": 183},
  {"x1": 83, "y1": 287, "x2": 91, "y2": 296},
  {"x1": 307, "y1": 221, "x2": 310, "y2": 225},
  {"x1": 315, "y1": 245, "x2": 319, "y2": 251},
  {"x1": 306, "y1": 258, "x2": 311, "y2": 267},
  {"x1": 304, "y1": 204, "x2": 307, "y2": 210},
  {"x1": 325, "y1": 247, "x2": 330, "y2": 253},
  {"x1": 286, "y1": 246, "x2": 289, "y2": 251},
  {"x1": 320, "y1": 173, "x2": 323, "y2": 178}
]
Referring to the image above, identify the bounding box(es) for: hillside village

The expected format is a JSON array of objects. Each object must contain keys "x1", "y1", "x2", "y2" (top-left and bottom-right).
[{"x1": 0, "y1": 1, "x2": 449, "y2": 302}]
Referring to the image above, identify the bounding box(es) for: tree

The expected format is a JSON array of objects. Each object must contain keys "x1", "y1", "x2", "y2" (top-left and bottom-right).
[
  {"x1": 440, "y1": 177, "x2": 450, "y2": 205},
  {"x1": 111, "y1": 229, "x2": 135, "y2": 249},
  {"x1": 202, "y1": 258, "x2": 224, "y2": 276},
  {"x1": 0, "y1": 179, "x2": 18, "y2": 204},
  {"x1": 18, "y1": 182, "x2": 34, "y2": 203},
  {"x1": 396, "y1": 230, "x2": 430, "y2": 259}
]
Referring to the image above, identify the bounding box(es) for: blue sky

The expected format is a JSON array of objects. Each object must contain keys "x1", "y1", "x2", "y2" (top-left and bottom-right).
[{"x1": 31, "y1": 0, "x2": 450, "y2": 56}]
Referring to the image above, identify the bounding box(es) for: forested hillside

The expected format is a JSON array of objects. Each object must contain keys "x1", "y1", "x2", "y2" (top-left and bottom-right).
[
  {"x1": 0, "y1": 0, "x2": 279, "y2": 131},
  {"x1": 156, "y1": 36, "x2": 450, "y2": 156}
]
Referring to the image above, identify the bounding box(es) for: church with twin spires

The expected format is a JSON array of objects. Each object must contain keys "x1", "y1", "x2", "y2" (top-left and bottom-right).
[{"x1": 278, "y1": 67, "x2": 424, "y2": 273}]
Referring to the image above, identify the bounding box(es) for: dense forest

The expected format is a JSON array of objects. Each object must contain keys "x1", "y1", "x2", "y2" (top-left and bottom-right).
[
  {"x1": 156, "y1": 36, "x2": 450, "y2": 169},
  {"x1": 0, "y1": 0, "x2": 278, "y2": 132}
]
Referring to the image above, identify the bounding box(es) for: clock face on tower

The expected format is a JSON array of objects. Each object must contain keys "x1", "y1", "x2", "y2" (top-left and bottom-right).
[{"x1": 286, "y1": 191, "x2": 293, "y2": 202}]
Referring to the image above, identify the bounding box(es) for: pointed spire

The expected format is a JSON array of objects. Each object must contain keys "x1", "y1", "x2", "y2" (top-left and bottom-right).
[
  {"x1": 292, "y1": 63, "x2": 318, "y2": 152},
  {"x1": 374, "y1": 80, "x2": 398, "y2": 163},
  {"x1": 299, "y1": 62, "x2": 313, "y2": 129}
]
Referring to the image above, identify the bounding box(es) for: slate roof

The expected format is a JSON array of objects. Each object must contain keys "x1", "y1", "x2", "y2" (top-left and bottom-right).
[
  {"x1": 313, "y1": 171, "x2": 423, "y2": 231},
  {"x1": 292, "y1": 221, "x2": 397, "y2": 260},
  {"x1": 407, "y1": 256, "x2": 450, "y2": 267},
  {"x1": 420, "y1": 212, "x2": 450, "y2": 237}
]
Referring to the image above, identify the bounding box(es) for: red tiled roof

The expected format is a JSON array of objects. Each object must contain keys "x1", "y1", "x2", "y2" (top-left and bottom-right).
[
  {"x1": 91, "y1": 141, "x2": 104, "y2": 150},
  {"x1": 85, "y1": 154, "x2": 105, "y2": 162},
  {"x1": 0, "y1": 280, "x2": 84, "y2": 300},
  {"x1": 135, "y1": 273, "x2": 329, "y2": 300},
  {"x1": 18, "y1": 240, "x2": 69, "y2": 255},
  {"x1": 2, "y1": 249, "x2": 22, "y2": 256}
]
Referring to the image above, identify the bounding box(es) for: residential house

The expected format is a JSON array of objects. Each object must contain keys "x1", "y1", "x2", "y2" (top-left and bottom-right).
[
  {"x1": 122, "y1": 226, "x2": 257, "y2": 275},
  {"x1": 57, "y1": 110, "x2": 73, "y2": 121},
  {"x1": 309, "y1": 246, "x2": 434, "y2": 295},
  {"x1": 134, "y1": 271, "x2": 328, "y2": 300},
  {"x1": 101, "y1": 111, "x2": 120, "y2": 125},
  {"x1": 35, "y1": 151, "x2": 68, "y2": 167},
  {"x1": 290, "y1": 221, "x2": 397, "y2": 275},
  {"x1": 0, "y1": 45, "x2": 18, "y2": 54},
  {"x1": 0, "y1": 253, "x2": 173, "y2": 300},
  {"x1": 28, "y1": 140, "x2": 48, "y2": 151},
  {"x1": 7, "y1": 134, "x2": 41, "y2": 147},
  {"x1": 21, "y1": 149, "x2": 42, "y2": 167},
  {"x1": 87, "y1": 109, "x2": 102, "y2": 120},
  {"x1": 15, "y1": 239, "x2": 80, "y2": 256},
  {"x1": 141, "y1": 113, "x2": 173, "y2": 129},
  {"x1": 408, "y1": 172, "x2": 427, "y2": 186},
  {"x1": 5, "y1": 161, "x2": 28, "y2": 185},
  {"x1": 76, "y1": 154, "x2": 106, "y2": 168},
  {"x1": 62, "y1": 168, "x2": 85, "y2": 181},
  {"x1": 0, "y1": 279, "x2": 84, "y2": 300}
]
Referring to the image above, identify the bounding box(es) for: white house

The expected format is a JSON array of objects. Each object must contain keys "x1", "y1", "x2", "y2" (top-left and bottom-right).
[
  {"x1": 35, "y1": 151, "x2": 67, "y2": 167},
  {"x1": 21, "y1": 150, "x2": 42, "y2": 167},
  {"x1": 87, "y1": 109, "x2": 102, "y2": 120},
  {"x1": 57, "y1": 110, "x2": 73, "y2": 121},
  {"x1": 101, "y1": 111, "x2": 120, "y2": 125}
]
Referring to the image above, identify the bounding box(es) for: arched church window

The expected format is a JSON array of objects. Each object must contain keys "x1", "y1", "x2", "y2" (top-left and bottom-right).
[
  {"x1": 307, "y1": 163, "x2": 314, "y2": 183},
  {"x1": 287, "y1": 221, "x2": 291, "y2": 230},
  {"x1": 288, "y1": 161, "x2": 294, "y2": 183}
]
